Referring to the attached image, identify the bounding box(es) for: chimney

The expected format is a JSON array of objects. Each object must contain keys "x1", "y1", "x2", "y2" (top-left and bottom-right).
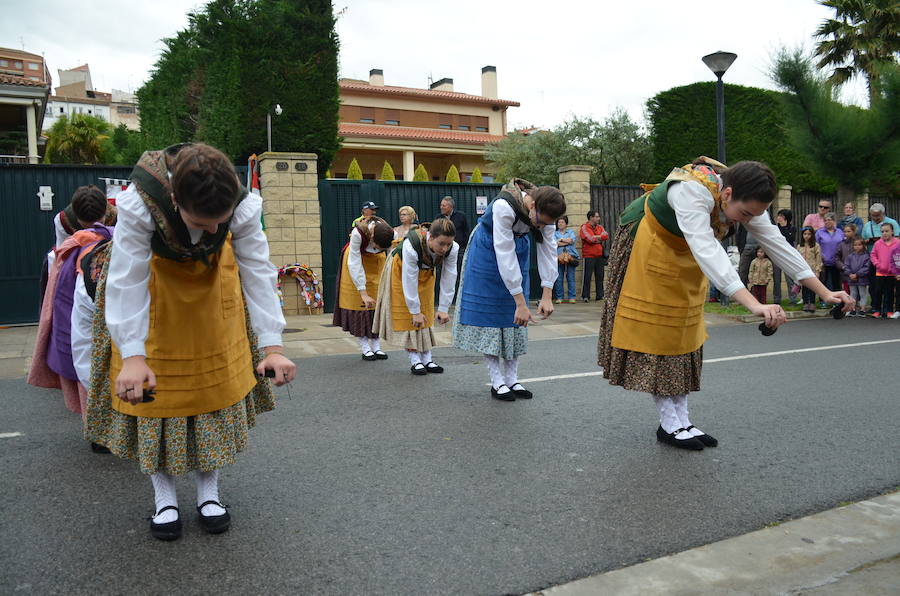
[
  {"x1": 481, "y1": 65, "x2": 497, "y2": 99},
  {"x1": 430, "y1": 77, "x2": 454, "y2": 92},
  {"x1": 369, "y1": 68, "x2": 384, "y2": 86}
]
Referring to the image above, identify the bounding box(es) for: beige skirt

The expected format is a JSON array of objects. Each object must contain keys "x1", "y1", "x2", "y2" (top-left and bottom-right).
[{"x1": 372, "y1": 251, "x2": 436, "y2": 352}]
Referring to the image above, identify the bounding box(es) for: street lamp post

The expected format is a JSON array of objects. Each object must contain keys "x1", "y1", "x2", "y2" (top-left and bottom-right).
[
  {"x1": 266, "y1": 104, "x2": 283, "y2": 152},
  {"x1": 701, "y1": 51, "x2": 737, "y2": 164}
]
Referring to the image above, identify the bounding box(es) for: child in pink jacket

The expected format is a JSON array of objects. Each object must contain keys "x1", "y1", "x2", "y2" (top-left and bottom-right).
[{"x1": 869, "y1": 223, "x2": 900, "y2": 318}]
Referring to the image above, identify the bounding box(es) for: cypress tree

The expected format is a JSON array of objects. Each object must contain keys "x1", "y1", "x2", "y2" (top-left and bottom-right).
[
  {"x1": 412, "y1": 163, "x2": 429, "y2": 181},
  {"x1": 379, "y1": 160, "x2": 396, "y2": 180},
  {"x1": 470, "y1": 167, "x2": 483, "y2": 183},
  {"x1": 347, "y1": 158, "x2": 363, "y2": 180},
  {"x1": 445, "y1": 164, "x2": 461, "y2": 182}
]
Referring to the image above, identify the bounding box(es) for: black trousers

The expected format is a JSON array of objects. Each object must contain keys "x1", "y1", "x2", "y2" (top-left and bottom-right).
[
  {"x1": 582, "y1": 257, "x2": 606, "y2": 299},
  {"x1": 871, "y1": 276, "x2": 897, "y2": 313}
]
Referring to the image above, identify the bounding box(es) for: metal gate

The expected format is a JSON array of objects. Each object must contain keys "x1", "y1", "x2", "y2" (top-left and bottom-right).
[{"x1": 0, "y1": 164, "x2": 133, "y2": 324}]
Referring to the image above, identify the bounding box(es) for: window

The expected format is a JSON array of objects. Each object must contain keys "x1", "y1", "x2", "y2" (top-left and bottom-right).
[
  {"x1": 13, "y1": 61, "x2": 22, "y2": 69},
  {"x1": 117, "y1": 105, "x2": 135, "y2": 114},
  {"x1": 438, "y1": 124, "x2": 451, "y2": 129},
  {"x1": 359, "y1": 118, "x2": 374, "y2": 124},
  {"x1": 458, "y1": 125, "x2": 470, "y2": 131},
  {"x1": 28, "y1": 62, "x2": 39, "y2": 70},
  {"x1": 28, "y1": 76, "x2": 39, "y2": 81},
  {"x1": 385, "y1": 119, "x2": 399, "y2": 126},
  {"x1": 439, "y1": 113, "x2": 453, "y2": 128},
  {"x1": 475, "y1": 126, "x2": 488, "y2": 132},
  {"x1": 59, "y1": 107, "x2": 64, "y2": 113},
  {"x1": 0, "y1": 59, "x2": 7, "y2": 67},
  {"x1": 87, "y1": 109, "x2": 92, "y2": 114}
]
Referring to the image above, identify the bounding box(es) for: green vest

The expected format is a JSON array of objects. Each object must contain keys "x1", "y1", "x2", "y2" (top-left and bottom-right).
[{"x1": 619, "y1": 180, "x2": 684, "y2": 239}]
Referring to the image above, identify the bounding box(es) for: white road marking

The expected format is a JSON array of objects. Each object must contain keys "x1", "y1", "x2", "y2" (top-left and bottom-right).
[
  {"x1": 0, "y1": 432, "x2": 24, "y2": 438},
  {"x1": 493, "y1": 338, "x2": 900, "y2": 385}
]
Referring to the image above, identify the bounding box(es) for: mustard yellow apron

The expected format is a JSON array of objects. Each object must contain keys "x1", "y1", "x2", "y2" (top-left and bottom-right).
[
  {"x1": 389, "y1": 256, "x2": 435, "y2": 331},
  {"x1": 611, "y1": 197, "x2": 708, "y2": 356},
  {"x1": 110, "y1": 237, "x2": 257, "y2": 418},
  {"x1": 337, "y1": 247, "x2": 385, "y2": 311}
]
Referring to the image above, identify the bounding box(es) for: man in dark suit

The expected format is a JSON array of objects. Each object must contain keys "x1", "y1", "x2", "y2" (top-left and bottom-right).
[{"x1": 439, "y1": 196, "x2": 469, "y2": 302}]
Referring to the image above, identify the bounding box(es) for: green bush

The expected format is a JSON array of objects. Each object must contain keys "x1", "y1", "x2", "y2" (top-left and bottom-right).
[
  {"x1": 470, "y1": 167, "x2": 483, "y2": 183},
  {"x1": 445, "y1": 164, "x2": 460, "y2": 182},
  {"x1": 347, "y1": 158, "x2": 363, "y2": 180},
  {"x1": 412, "y1": 163, "x2": 429, "y2": 181},
  {"x1": 379, "y1": 160, "x2": 396, "y2": 180},
  {"x1": 646, "y1": 82, "x2": 836, "y2": 192}
]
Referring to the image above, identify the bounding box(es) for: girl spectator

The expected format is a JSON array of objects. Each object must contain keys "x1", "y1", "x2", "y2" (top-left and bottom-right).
[
  {"x1": 843, "y1": 237, "x2": 870, "y2": 316},
  {"x1": 748, "y1": 247, "x2": 773, "y2": 304},
  {"x1": 870, "y1": 222, "x2": 899, "y2": 318},
  {"x1": 797, "y1": 226, "x2": 823, "y2": 312},
  {"x1": 835, "y1": 223, "x2": 857, "y2": 293},
  {"x1": 554, "y1": 216, "x2": 579, "y2": 303},
  {"x1": 773, "y1": 208, "x2": 796, "y2": 304},
  {"x1": 815, "y1": 213, "x2": 844, "y2": 294},
  {"x1": 453, "y1": 179, "x2": 565, "y2": 401}
]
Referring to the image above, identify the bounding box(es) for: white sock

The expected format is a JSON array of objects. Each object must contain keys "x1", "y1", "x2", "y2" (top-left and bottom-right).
[
  {"x1": 371, "y1": 338, "x2": 382, "y2": 352},
  {"x1": 422, "y1": 350, "x2": 433, "y2": 365},
  {"x1": 653, "y1": 395, "x2": 692, "y2": 440},
  {"x1": 672, "y1": 395, "x2": 704, "y2": 437},
  {"x1": 358, "y1": 336, "x2": 371, "y2": 354},
  {"x1": 195, "y1": 470, "x2": 226, "y2": 516},
  {"x1": 503, "y1": 358, "x2": 522, "y2": 390},
  {"x1": 150, "y1": 472, "x2": 178, "y2": 523},
  {"x1": 408, "y1": 351, "x2": 422, "y2": 365},
  {"x1": 484, "y1": 355, "x2": 508, "y2": 392}
]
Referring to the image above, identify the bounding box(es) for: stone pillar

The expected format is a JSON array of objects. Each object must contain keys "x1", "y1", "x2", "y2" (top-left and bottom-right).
[
  {"x1": 855, "y1": 192, "x2": 869, "y2": 222},
  {"x1": 558, "y1": 165, "x2": 593, "y2": 298},
  {"x1": 258, "y1": 152, "x2": 321, "y2": 316},
  {"x1": 776, "y1": 185, "x2": 792, "y2": 213},
  {"x1": 403, "y1": 150, "x2": 415, "y2": 181},
  {"x1": 25, "y1": 104, "x2": 38, "y2": 164}
]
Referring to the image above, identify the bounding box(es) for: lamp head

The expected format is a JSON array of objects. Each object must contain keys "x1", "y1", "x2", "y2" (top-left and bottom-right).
[
  {"x1": 274, "y1": 104, "x2": 283, "y2": 116},
  {"x1": 702, "y1": 51, "x2": 737, "y2": 77}
]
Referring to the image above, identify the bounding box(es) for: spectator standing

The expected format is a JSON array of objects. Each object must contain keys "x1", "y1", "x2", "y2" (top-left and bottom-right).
[
  {"x1": 838, "y1": 201, "x2": 863, "y2": 231},
  {"x1": 439, "y1": 196, "x2": 470, "y2": 254},
  {"x1": 797, "y1": 227, "x2": 823, "y2": 312},
  {"x1": 748, "y1": 247, "x2": 773, "y2": 304},
  {"x1": 736, "y1": 224, "x2": 760, "y2": 287},
  {"x1": 870, "y1": 223, "x2": 899, "y2": 318},
  {"x1": 802, "y1": 198, "x2": 831, "y2": 230},
  {"x1": 580, "y1": 210, "x2": 608, "y2": 301},
  {"x1": 773, "y1": 208, "x2": 797, "y2": 304},
  {"x1": 843, "y1": 238, "x2": 870, "y2": 316},
  {"x1": 815, "y1": 213, "x2": 844, "y2": 293},
  {"x1": 393, "y1": 205, "x2": 418, "y2": 245},
  {"x1": 352, "y1": 201, "x2": 379, "y2": 227},
  {"x1": 553, "y1": 216, "x2": 579, "y2": 303},
  {"x1": 835, "y1": 223, "x2": 857, "y2": 293}
]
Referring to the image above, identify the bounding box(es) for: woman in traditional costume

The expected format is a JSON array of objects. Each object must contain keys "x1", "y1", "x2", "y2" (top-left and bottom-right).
[
  {"x1": 453, "y1": 180, "x2": 566, "y2": 401},
  {"x1": 598, "y1": 159, "x2": 852, "y2": 450},
  {"x1": 86, "y1": 143, "x2": 295, "y2": 540},
  {"x1": 373, "y1": 218, "x2": 458, "y2": 374},
  {"x1": 332, "y1": 215, "x2": 394, "y2": 360}
]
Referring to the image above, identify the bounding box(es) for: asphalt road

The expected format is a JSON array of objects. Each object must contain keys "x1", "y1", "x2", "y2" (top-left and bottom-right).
[{"x1": 2, "y1": 318, "x2": 898, "y2": 595}]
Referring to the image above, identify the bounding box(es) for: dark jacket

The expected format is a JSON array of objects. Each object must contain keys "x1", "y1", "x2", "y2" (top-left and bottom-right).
[
  {"x1": 443, "y1": 210, "x2": 470, "y2": 249},
  {"x1": 843, "y1": 251, "x2": 870, "y2": 285}
]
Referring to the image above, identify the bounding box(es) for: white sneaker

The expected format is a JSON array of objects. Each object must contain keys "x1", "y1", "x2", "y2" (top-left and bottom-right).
[{"x1": 890, "y1": 312, "x2": 900, "y2": 319}]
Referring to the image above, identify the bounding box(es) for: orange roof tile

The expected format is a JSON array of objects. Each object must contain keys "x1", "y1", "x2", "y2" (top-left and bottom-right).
[
  {"x1": 0, "y1": 74, "x2": 49, "y2": 88},
  {"x1": 339, "y1": 79, "x2": 519, "y2": 108},
  {"x1": 340, "y1": 123, "x2": 505, "y2": 145}
]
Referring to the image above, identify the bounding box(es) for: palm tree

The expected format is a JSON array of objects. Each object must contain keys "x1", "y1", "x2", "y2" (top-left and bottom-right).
[
  {"x1": 44, "y1": 114, "x2": 110, "y2": 164},
  {"x1": 813, "y1": 0, "x2": 900, "y2": 105}
]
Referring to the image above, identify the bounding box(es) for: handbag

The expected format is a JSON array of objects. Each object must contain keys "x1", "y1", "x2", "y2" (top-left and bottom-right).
[{"x1": 558, "y1": 252, "x2": 573, "y2": 265}]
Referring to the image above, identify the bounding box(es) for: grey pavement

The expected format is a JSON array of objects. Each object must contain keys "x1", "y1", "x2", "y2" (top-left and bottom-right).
[{"x1": 1, "y1": 311, "x2": 898, "y2": 594}]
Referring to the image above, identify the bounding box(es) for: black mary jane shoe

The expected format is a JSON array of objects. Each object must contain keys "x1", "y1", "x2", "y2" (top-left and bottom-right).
[
  {"x1": 90, "y1": 442, "x2": 110, "y2": 454},
  {"x1": 374, "y1": 350, "x2": 388, "y2": 360},
  {"x1": 490, "y1": 385, "x2": 515, "y2": 401},
  {"x1": 361, "y1": 351, "x2": 377, "y2": 361},
  {"x1": 197, "y1": 500, "x2": 231, "y2": 534},
  {"x1": 685, "y1": 425, "x2": 718, "y2": 447},
  {"x1": 411, "y1": 363, "x2": 428, "y2": 376},
  {"x1": 424, "y1": 362, "x2": 444, "y2": 374},
  {"x1": 656, "y1": 425, "x2": 704, "y2": 451},
  {"x1": 509, "y1": 384, "x2": 532, "y2": 399},
  {"x1": 150, "y1": 506, "x2": 183, "y2": 541}
]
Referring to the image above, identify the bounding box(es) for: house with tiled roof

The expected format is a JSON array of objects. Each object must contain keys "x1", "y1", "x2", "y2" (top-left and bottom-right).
[
  {"x1": 0, "y1": 48, "x2": 51, "y2": 163},
  {"x1": 334, "y1": 66, "x2": 518, "y2": 181}
]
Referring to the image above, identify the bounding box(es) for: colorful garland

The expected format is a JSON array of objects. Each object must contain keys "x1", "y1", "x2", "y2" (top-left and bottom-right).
[{"x1": 276, "y1": 264, "x2": 324, "y2": 310}]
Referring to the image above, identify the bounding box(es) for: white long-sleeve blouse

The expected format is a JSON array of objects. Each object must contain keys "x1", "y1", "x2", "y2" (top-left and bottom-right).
[
  {"x1": 401, "y1": 234, "x2": 459, "y2": 314},
  {"x1": 491, "y1": 200, "x2": 557, "y2": 296}
]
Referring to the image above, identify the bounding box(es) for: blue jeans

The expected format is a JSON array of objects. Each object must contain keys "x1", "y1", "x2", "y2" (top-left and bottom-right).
[{"x1": 555, "y1": 263, "x2": 577, "y2": 299}]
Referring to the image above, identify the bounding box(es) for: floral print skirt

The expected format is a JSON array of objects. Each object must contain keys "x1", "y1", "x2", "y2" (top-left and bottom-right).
[{"x1": 597, "y1": 222, "x2": 703, "y2": 396}]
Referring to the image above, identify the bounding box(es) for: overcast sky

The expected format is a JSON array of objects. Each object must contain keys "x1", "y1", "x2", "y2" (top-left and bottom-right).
[{"x1": 3, "y1": 0, "x2": 867, "y2": 129}]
